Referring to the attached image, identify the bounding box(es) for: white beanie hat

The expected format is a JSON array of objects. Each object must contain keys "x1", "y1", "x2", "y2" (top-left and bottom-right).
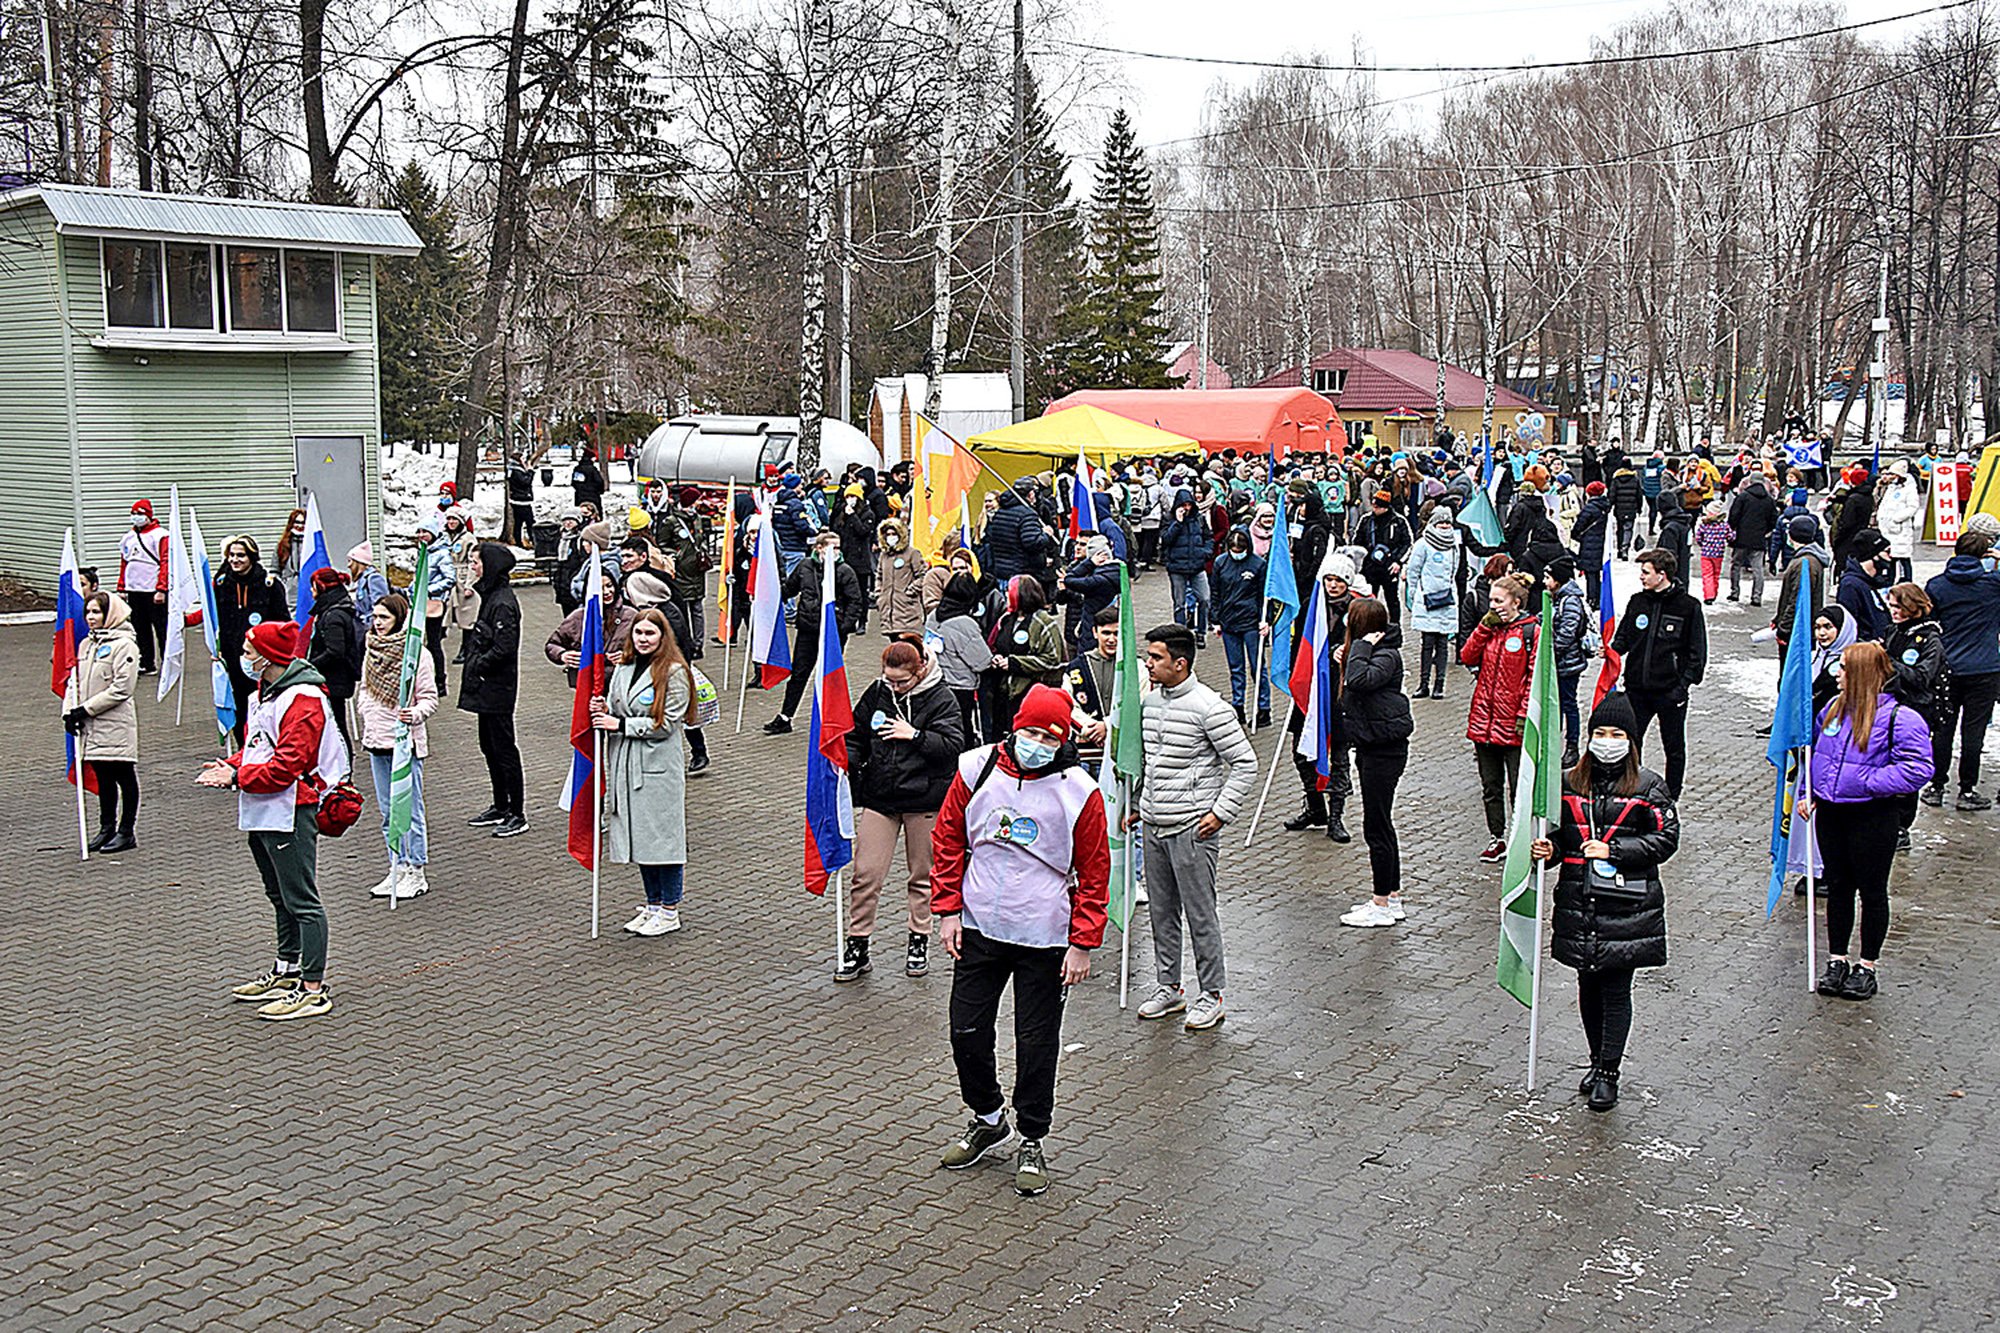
[{"x1": 347, "y1": 540, "x2": 374, "y2": 565}]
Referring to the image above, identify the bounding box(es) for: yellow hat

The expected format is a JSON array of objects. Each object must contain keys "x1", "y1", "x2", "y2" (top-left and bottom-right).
[{"x1": 627, "y1": 506, "x2": 651, "y2": 530}]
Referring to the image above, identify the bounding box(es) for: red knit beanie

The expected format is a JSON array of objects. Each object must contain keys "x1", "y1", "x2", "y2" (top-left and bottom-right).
[
  {"x1": 247, "y1": 621, "x2": 302, "y2": 665},
  {"x1": 1011, "y1": 683, "x2": 1074, "y2": 742}
]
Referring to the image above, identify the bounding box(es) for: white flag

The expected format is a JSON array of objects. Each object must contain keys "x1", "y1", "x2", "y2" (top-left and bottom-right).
[{"x1": 156, "y1": 485, "x2": 195, "y2": 701}]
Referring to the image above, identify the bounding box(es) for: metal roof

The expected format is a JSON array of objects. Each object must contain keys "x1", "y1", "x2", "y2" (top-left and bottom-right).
[{"x1": 0, "y1": 184, "x2": 422, "y2": 254}]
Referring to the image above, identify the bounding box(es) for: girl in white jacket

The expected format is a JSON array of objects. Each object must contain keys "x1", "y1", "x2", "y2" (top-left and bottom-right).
[{"x1": 1874, "y1": 463, "x2": 1921, "y2": 582}]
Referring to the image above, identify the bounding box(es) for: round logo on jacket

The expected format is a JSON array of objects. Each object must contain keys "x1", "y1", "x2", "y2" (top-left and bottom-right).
[
  {"x1": 248, "y1": 614, "x2": 263, "y2": 627},
  {"x1": 1634, "y1": 614, "x2": 1650, "y2": 629},
  {"x1": 894, "y1": 558, "x2": 905, "y2": 568},
  {"x1": 1902, "y1": 648, "x2": 1919, "y2": 665},
  {"x1": 1505, "y1": 636, "x2": 1522, "y2": 653},
  {"x1": 870, "y1": 709, "x2": 887, "y2": 730},
  {"x1": 994, "y1": 811, "x2": 1040, "y2": 846},
  {"x1": 1013, "y1": 630, "x2": 1028, "y2": 645}
]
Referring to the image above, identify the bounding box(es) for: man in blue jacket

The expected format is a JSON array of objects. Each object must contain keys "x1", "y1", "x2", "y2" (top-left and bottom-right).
[
  {"x1": 1836, "y1": 529, "x2": 1893, "y2": 643},
  {"x1": 1922, "y1": 529, "x2": 2000, "y2": 811},
  {"x1": 984, "y1": 480, "x2": 1055, "y2": 583},
  {"x1": 1160, "y1": 488, "x2": 1214, "y2": 646}
]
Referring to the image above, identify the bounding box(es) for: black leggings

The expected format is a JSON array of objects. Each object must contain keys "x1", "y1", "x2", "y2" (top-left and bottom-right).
[
  {"x1": 93, "y1": 759, "x2": 139, "y2": 834},
  {"x1": 1354, "y1": 742, "x2": 1407, "y2": 899},
  {"x1": 1418, "y1": 632, "x2": 1450, "y2": 691},
  {"x1": 477, "y1": 712, "x2": 525, "y2": 817},
  {"x1": 1820, "y1": 796, "x2": 1898, "y2": 962},
  {"x1": 952, "y1": 687, "x2": 982, "y2": 746},
  {"x1": 1577, "y1": 966, "x2": 1636, "y2": 1069},
  {"x1": 426, "y1": 616, "x2": 449, "y2": 694}
]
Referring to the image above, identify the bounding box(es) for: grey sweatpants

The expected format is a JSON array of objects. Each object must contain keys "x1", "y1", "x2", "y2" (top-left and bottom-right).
[{"x1": 1144, "y1": 824, "x2": 1226, "y2": 995}]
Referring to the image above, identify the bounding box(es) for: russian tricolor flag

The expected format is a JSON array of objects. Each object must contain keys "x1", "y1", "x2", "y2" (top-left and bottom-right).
[
  {"x1": 1068, "y1": 446, "x2": 1098, "y2": 541},
  {"x1": 293, "y1": 491, "x2": 332, "y2": 631},
  {"x1": 52, "y1": 529, "x2": 96, "y2": 792},
  {"x1": 1288, "y1": 585, "x2": 1334, "y2": 788},
  {"x1": 748, "y1": 502, "x2": 792, "y2": 688},
  {"x1": 804, "y1": 557, "x2": 854, "y2": 895},
  {"x1": 559, "y1": 566, "x2": 607, "y2": 868},
  {"x1": 1593, "y1": 553, "x2": 1622, "y2": 708}
]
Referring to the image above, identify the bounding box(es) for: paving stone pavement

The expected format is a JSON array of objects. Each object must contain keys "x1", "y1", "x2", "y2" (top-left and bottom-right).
[{"x1": 2, "y1": 569, "x2": 1995, "y2": 1332}]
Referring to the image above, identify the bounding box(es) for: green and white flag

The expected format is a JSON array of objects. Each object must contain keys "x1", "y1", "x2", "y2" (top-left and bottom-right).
[
  {"x1": 1099, "y1": 564, "x2": 1145, "y2": 931},
  {"x1": 386, "y1": 540, "x2": 430, "y2": 855},
  {"x1": 1497, "y1": 596, "x2": 1563, "y2": 1007}
]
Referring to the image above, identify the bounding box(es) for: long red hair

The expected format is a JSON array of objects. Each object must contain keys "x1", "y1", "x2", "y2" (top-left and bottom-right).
[{"x1": 1826, "y1": 642, "x2": 1891, "y2": 749}]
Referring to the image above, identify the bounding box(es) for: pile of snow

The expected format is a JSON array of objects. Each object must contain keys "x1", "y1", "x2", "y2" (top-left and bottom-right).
[{"x1": 376, "y1": 444, "x2": 639, "y2": 575}]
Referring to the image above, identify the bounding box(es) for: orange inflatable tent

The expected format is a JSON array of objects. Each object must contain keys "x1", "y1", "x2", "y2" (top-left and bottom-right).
[{"x1": 1044, "y1": 387, "x2": 1344, "y2": 460}]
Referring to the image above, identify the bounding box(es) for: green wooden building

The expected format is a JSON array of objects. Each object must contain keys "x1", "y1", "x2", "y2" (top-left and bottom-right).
[{"x1": 0, "y1": 184, "x2": 421, "y2": 593}]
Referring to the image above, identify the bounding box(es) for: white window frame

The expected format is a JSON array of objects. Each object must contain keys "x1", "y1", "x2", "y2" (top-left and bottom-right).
[
  {"x1": 98, "y1": 238, "x2": 345, "y2": 343},
  {"x1": 1312, "y1": 367, "x2": 1347, "y2": 396}
]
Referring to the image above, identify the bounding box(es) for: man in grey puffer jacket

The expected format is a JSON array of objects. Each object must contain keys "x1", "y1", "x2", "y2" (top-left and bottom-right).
[{"x1": 1133, "y1": 623, "x2": 1259, "y2": 1033}]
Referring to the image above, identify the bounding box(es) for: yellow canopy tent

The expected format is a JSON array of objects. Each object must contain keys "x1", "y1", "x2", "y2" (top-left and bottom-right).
[{"x1": 962, "y1": 405, "x2": 1201, "y2": 518}]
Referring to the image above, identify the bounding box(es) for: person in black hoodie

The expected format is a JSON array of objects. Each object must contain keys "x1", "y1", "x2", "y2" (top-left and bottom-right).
[
  {"x1": 1609, "y1": 548, "x2": 1706, "y2": 798},
  {"x1": 1835, "y1": 528, "x2": 1893, "y2": 643},
  {"x1": 1655, "y1": 488, "x2": 1696, "y2": 586},
  {"x1": 1283, "y1": 552, "x2": 1360, "y2": 841},
  {"x1": 1607, "y1": 466, "x2": 1644, "y2": 558},
  {"x1": 305, "y1": 567, "x2": 361, "y2": 748},
  {"x1": 571, "y1": 446, "x2": 606, "y2": 513},
  {"x1": 766, "y1": 529, "x2": 865, "y2": 733},
  {"x1": 1572, "y1": 483, "x2": 1612, "y2": 606},
  {"x1": 1530, "y1": 691, "x2": 1680, "y2": 1113},
  {"x1": 1335, "y1": 598, "x2": 1415, "y2": 928},
  {"x1": 460, "y1": 542, "x2": 527, "y2": 837},
  {"x1": 1829, "y1": 469, "x2": 1876, "y2": 572},
  {"x1": 1726, "y1": 475, "x2": 1778, "y2": 605},
  {"x1": 842, "y1": 640, "x2": 967, "y2": 982},
  {"x1": 1352, "y1": 490, "x2": 1414, "y2": 626},
  {"x1": 1883, "y1": 582, "x2": 1946, "y2": 848},
  {"x1": 214, "y1": 535, "x2": 293, "y2": 746}
]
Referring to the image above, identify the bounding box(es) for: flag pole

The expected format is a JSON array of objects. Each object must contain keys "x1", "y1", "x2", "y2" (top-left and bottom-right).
[
  {"x1": 1800, "y1": 752, "x2": 1816, "y2": 980},
  {"x1": 1525, "y1": 814, "x2": 1548, "y2": 1091},
  {"x1": 1242, "y1": 698, "x2": 1294, "y2": 848},
  {"x1": 718, "y1": 479, "x2": 736, "y2": 692},
  {"x1": 72, "y1": 661, "x2": 90, "y2": 861},
  {"x1": 590, "y1": 730, "x2": 603, "y2": 939},
  {"x1": 834, "y1": 866, "x2": 845, "y2": 971},
  {"x1": 1248, "y1": 633, "x2": 1265, "y2": 737},
  {"x1": 1119, "y1": 782, "x2": 1133, "y2": 1010},
  {"x1": 734, "y1": 650, "x2": 751, "y2": 734}
]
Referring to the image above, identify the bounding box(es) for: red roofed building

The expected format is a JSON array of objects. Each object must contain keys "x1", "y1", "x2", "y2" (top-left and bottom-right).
[
  {"x1": 1043, "y1": 387, "x2": 1343, "y2": 458},
  {"x1": 1253, "y1": 348, "x2": 1548, "y2": 451}
]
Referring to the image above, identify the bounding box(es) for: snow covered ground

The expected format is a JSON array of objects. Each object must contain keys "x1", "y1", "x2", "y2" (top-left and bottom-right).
[{"x1": 376, "y1": 444, "x2": 643, "y2": 575}]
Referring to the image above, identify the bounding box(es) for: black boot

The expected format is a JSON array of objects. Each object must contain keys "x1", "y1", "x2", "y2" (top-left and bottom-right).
[
  {"x1": 88, "y1": 825, "x2": 115, "y2": 853},
  {"x1": 100, "y1": 830, "x2": 137, "y2": 853},
  {"x1": 1587, "y1": 1064, "x2": 1620, "y2": 1112},
  {"x1": 834, "y1": 935, "x2": 872, "y2": 982},
  {"x1": 1282, "y1": 794, "x2": 1327, "y2": 831},
  {"x1": 1578, "y1": 1063, "x2": 1601, "y2": 1096},
  {"x1": 1325, "y1": 803, "x2": 1352, "y2": 843},
  {"x1": 1561, "y1": 743, "x2": 1579, "y2": 770}
]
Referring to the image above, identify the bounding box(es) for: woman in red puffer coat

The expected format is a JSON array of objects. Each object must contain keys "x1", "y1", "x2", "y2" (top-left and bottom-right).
[{"x1": 1461, "y1": 572, "x2": 1538, "y2": 862}]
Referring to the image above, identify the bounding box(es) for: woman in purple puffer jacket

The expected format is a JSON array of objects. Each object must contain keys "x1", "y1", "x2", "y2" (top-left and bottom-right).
[{"x1": 1805, "y1": 642, "x2": 1934, "y2": 1002}]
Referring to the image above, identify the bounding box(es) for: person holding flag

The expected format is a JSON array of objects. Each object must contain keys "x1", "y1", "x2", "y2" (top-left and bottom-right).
[
  {"x1": 1282, "y1": 553, "x2": 1361, "y2": 839},
  {"x1": 356, "y1": 594, "x2": 438, "y2": 901},
  {"x1": 1528, "y1": 691, "x2": 1681, "y2": 1111},
  {"x1": 212, "y1": 535, "x2": 291, "y2": 746},
  {"x1": 186, "y1": 510, "x2": 238, "y2": 745},
  {"x1": 61, "y1": 592, "x2": 142, "y2": 853},
  {"x1": 593, "y1": 609, "x2": 700, "y2": 937},
  {"x1": 1462, "y1": 573, "x2": 1539, "y2": 863},
  {"x1": 931, "y1": 684, "x2": 1108, "y2": 1197}
]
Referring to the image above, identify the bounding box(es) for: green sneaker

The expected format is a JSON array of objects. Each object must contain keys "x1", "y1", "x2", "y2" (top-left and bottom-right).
[
  {"x1": 940, "y1": 1114, "x2": 1012, "y2": 1170},
  {"x1": 231, "y1": 971, "x2": 301, "y2": 1004},
  {"x1": 257, "y1": 986, "x2": 333, "y2": 1021},
  {"x1": 1014, "y1": 1138, "x2": 1050, "y2": 1196}
]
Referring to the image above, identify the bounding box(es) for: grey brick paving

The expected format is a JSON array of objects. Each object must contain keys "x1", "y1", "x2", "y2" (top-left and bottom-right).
[{"x1": 1, "y1": 572, "x2": 1995, "y2": 1331}]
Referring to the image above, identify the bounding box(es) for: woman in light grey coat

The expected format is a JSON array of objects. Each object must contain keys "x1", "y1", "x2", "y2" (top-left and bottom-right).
[{"x1": 592, "y1": 607, "x2": 698, "y2": 937}]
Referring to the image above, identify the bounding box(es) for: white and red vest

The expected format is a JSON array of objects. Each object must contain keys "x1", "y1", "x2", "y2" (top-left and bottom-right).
[
  {"x1": 238, "y1": 682, "x2": 349, "y2": 833},
  {"x1": 956, "y1": 746, "x2": 1096, "y2": 949}
]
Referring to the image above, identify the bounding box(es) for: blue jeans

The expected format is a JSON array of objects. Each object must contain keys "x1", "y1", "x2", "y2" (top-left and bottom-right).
[
  {"x1": 1219, "y1": 630, "x2": 1270, "y2": 711},
  {"x1": 1558, "y1": 670, "x2": 1582, "y2": 749},
  {"x1": 367, "y1": 750, "x2": 427, "y2": 866},
  {"x1": 1169, "y1": 570, "x2": 1211, "y2": 634},
  {"x1": 640, "y1": 863, "x2": 685, "y2": 907}
]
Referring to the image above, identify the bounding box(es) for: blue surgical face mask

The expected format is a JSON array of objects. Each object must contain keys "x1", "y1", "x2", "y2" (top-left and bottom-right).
[
  {"x1": 240, "y1": 654, "x2": 266, "y2": 678},
  {"x1": 1012, "y1": 735, "x2": 1058, "y2": 770}
]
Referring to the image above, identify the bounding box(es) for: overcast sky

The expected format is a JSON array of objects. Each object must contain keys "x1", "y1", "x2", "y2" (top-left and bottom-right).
[{"x1": 1062, "y1": 0, "x2": 1934, "y2": 153}]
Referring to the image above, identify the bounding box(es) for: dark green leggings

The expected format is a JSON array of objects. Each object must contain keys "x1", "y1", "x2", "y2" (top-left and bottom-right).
[{"x1": 250, "y1": 808, "x2": 326, "y2": 983}]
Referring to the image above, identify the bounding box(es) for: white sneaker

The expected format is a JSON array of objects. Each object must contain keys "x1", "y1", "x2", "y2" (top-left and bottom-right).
[
  {"x1": 1136, "y1": 984, "x2": 1186, "y2": 1020},
  {"x1": 1341, "y1": 901, "x2": 1400, "y2": 928},
  {"x1": 368, "y1": 867, "x2": 401, "y2": 898},
  {"x1": 1134, "y1": 885, "x2": 1149, "y2": 906},
  {"x1": 1184, "y1": 991, "x2": 1226, "y2": 1031},
  {"x1": 635, "y1": 906, "x2": 681, "y2": 937},
  {"x1": 394, "y1": 867, "x2": 431, "y2": 900},
  {"x1": 621, "y1": 906, "x2": 653, "y2": 934}
]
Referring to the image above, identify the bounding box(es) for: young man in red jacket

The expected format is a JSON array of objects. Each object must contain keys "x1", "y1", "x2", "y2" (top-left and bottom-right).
[
  {"x1": 198, "y1": 622, "x2": 347, "y2": 1021},
  {"x1": 931, "y1": 684, "x2": 1108, "y2": 1196},
  {"x1": 118, "y1": 498, "x2": 170, "y2": 674}
]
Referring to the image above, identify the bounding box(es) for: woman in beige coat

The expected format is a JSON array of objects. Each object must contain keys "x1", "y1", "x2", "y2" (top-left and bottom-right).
[
  {"x1": 61, "y1": 591, "x2": 141, "y2": 852},
  {"x1": 875, "y1": 517, "x2": 929, "y2": 637},
  {"x1": 592, "y1": 608, "x2": 700, "y2": 937}
]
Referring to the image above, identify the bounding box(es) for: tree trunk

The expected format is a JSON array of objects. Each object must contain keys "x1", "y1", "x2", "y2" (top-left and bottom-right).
[
  {"x1": 95, "y1": 14, "x2": 114, "y2": 185},
  {"x1": 924, "y1": 0, "x2": 960, "y2": 422},
  {"x1": 131, "y1": 0, "x2": 152, "y2": 189},
  {"x1": 300, "y1": 0, "x2": 336, "y2": 203},
  {"x1": 454, "y1": 0, "x2": 533, "y2": 498},
  {"x1": 795, "y1": 0, "x2": 834, "y2": 473}
]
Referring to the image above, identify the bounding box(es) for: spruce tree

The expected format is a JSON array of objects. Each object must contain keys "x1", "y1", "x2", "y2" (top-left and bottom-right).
[
  {"x1": 1057, "y1": 109, "x2": 1176, "y2": 392},
  {"x1": 377, "y1": 162, "x2": 475, "y2": 447}
]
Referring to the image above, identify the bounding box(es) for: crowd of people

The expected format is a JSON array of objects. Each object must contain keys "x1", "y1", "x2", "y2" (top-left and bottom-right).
[{"x1": 68, "y1": 426, "x2": 1997, "y2": 1196}]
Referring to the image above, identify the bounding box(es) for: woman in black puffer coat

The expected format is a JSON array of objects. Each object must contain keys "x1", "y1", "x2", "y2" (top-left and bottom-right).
[
  {"x1": 1337, "y1": 599, "x2": 1414, "y2": 928},
  {"x1": 1530, "y1": 690, "x2": 1680, "y2": 1113}
]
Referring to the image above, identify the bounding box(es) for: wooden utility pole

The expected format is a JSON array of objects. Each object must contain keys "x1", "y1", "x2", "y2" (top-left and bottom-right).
[{"x1": 1008, "y1": 0, "x2": 1025, "y2": 422}]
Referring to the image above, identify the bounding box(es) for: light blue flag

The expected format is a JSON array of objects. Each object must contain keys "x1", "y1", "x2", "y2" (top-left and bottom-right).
[
  {"x1": 1765, "y1": 584, "x2": 1818, "y2": 914},
  {"x1": 1461, "y1": 485, "x2": 1504, "y2": 548},
  {"x1": 1264, "y1": 493, "x2": 1302, "y2": 674}
]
